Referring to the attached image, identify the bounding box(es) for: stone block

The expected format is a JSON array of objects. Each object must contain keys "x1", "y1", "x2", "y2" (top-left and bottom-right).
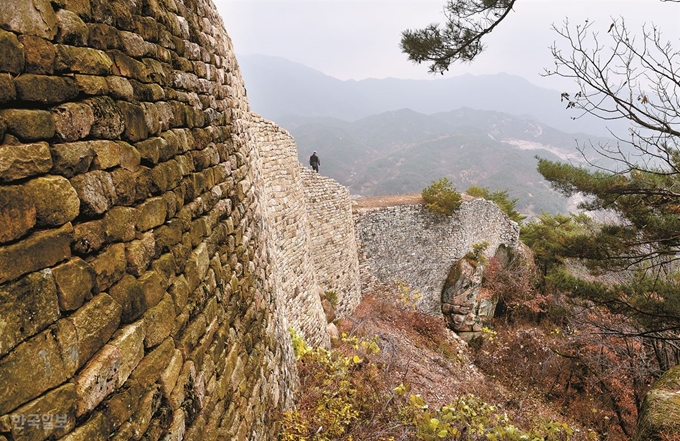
[
  {"x1": 126, "y1": 385, "x2": 162, "y2": 438},
  {"x1": 143, "y1": 293, "x2": 175, "y2": 348},
  {"x1": 125, "y1": 232, "x2": 155, "y2": 276},
  {"x1": 0, "y1": 141, "x2": 52, "y2": 182},
  {"x1": 50, "y1": 141, "x2": 95, "y2": 177},
  {"x1": 86, "y1": 96, "x2": 124, "y2": 139},
  {"x1": 0, "y1": 223, "x2": 72, "y2": 285},
  {"x1": 0, "y1": 319, "x2": 78, "y2": 415},
  {"x1": 55, "y1": 8, "x2": 89, "y2": 46},
  {"x1": 137, "y1": 196, "x2": 167, "y2": 232},
  {"x1": 151, "y1": 159, "x2": 182, "y2": 192},
  {"x1": 74, "y1": 74, "x2": 108, "y2": 95},
  {"x1": 70, "y1": 170, "x2": 117, "y2": 216},
  {"x1": 0, "y1": 185, "x2": 36, "y2": 243},
  {"x1": 72, "y1": 219, "x2": 105, "y2": 255},
  {"x1": 107, "y1": 76, "x2": 133, "y2": 101},
  {"x1": 14, "y1": 74, "x2": 79, "y2": 105},
  {"x1": 140, "y1": 270, "x2": 164, "y2": 309},
  {"x1": 90, "y1": 140, "x2": 121, "y2": 170},
  {"x1": 67, "y1": 293, "x2": 122, "y2": 368},
  {"x1": 108, "y1": 321, "x2": 145, "y2": 387},
  {"x1": 108, "y1": 50, "x2": 150, "y2": 82},
  {"x1": 103, "y1": 205, "x2": 137, "y2": 242},
  {"x1": 101, "y1": 380, "x2": 145, "y2": 432},
  {"x1": 169, "y1": 361, "x2": 196, "y2": 410},
  {"x1": 18, "y1": 35, "x2": 55, "y2": 75},
  {"x1": 90, "y1": 242, "x2": 126, "y2": 291},
  {"x1": 0, "y1": 0, "x2": 57, "y2": 40},
  {"x1": 160, "y1": 349, "x2": 183, "y2": 398},
  {"x1": 169, "y1": 275, "x2": 189, "y2": 312},
  {"x1": 135, "y1": 137, "x2": 167, "y2": 165},
  {"x1": 141, "y1": 102, "x2": 161, "y2": 136},
  {"x1": 52, "y1": 257, "x2": 96, "y2": 311},
  {"x1": 0, "y1": 73, "x2": 15, "y2": 102},
  {"x1": 0, "y1": 383, "x2": 77, "y2": 441},
  {"x1": 117, "y1": 101, "x2": 148, "y2": 143},
  {"x1": 130, "y1": 337, "x2": 175, "y2": 387},
  {"x1": 55, "y1": 45, "x2": 113, "y2": 75},
  {"x1": 151, "y1": 252, "x2": 176, "y2": 287},
  {"x1": 109, "y1": 274, "x2": 148, "y2": 324},
  {"x1": 118, "y1": 141, "x2": 140, "y2": 171},
  {"x1": 0, "y1": 110, "x2": 55, "y2": 142},
  {"x1": 0, "y1": 30, "x2": 24, "y2": 75},
  {"x1": 154, "y1": 224, "x2": 182, "y2": 254},
  {"x1": 87, "y1": 23, "x2": 121, "y2": 50},
  {"x1": 0, "y1": 269, "x2": 60, "y2": 357},
  {"x1": 25, "y1": 175, "x2": 80, "y2": 226},
  {"x1": 74, "y1": 344, "x2": 122, "y2": 416},
  {"x1": 52, "y1": 102, "x2": 95, "y2": 142},
  {"x1": 57, "y1": 412, "x2": 110, "y2": 441}
]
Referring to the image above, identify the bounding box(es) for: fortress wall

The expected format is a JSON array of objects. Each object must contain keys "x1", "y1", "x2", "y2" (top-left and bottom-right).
[
  {"x1": 353, "y1": 199, "x2": 520, "y2": 314},
  {"x1": 251, "y1": 116, "x2": 329, "y2": 348},
  {"x1": 301, "y1": 168, "x2": 362, "y2": 318},
  {"x1": 0, "y1": 0, "x2": 296, "y2": 439}
]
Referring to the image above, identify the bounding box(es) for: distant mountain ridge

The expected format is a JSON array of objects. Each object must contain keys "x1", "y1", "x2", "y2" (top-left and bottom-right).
[
  {"x1": 237, "y1": 54, "x2": 627, "y2": 137},
  {"x1": 286, "y1": 107, "x2": 621, "y2": 215}
]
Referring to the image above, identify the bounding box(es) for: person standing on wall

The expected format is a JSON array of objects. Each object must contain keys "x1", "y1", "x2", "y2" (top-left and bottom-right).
[{"x1": 309, "y1": 151, "x2": 320, "y2": 173}]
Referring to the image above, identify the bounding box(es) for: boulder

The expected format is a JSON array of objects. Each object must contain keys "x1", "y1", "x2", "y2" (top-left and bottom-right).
[{"x1": 635, "y1": 365, "x2": 680, "y2": 441}]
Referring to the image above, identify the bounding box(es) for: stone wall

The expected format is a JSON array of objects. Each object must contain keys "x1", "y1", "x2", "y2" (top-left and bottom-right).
[
  {"x1": 353, "y1": 199, "x2": 520, "y2": 315},
  {"x1": 0, "y1": 0, "x2": 297, "y2": 439},
  {"x1": 301, "y1": 168, "x2": 362, "y2": 319}
]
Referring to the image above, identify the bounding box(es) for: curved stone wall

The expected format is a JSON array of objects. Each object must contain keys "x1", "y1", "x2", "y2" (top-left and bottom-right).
[
  {"x1": 353, "y1": 199, "x2": 520, "y2": 314},
  {"x1": 0, "y1": 0, "x2": 297, "y2": 439}
]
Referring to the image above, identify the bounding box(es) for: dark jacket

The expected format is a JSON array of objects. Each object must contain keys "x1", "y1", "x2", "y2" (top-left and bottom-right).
[{"x1": 309, "y1": 154, "x2": 320, "y2": 167}]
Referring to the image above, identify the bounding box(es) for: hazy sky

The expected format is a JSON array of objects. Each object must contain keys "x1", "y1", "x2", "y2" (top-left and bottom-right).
[{"x1": 215, "y1": 0, "x2": 679, "y2": 89}]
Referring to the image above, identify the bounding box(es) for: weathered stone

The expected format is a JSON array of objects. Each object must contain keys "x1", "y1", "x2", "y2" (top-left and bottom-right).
[
  {"x1": 0, "y1": 0, "x2": 58, "y2": 40},
  {"x1": 103, "y1": 205, "x2": 137, "y2": 242},
  {"x1": 107, "y1": 76, "x2": 133, "y2": 100},
  {"x1": 109, "y1": 274, "x2": 148, "y2": 323},
  {"x1": 90, "y1": 242, "x2": 126, "y2": 291},
  {"x1": 117, "y1": 101, "x2": 149, "y2": 142},
  {"x1": 25, "y1": 175, "x2": 80, "y2": 226},
  {"x1": 160, "y1": 349, "x2": 184, "y2": 397},
  {"x1": 70, "y1": 220, "x2": 103, "y2": 257},
  {"x1": 140, "y1": 270, "x2": 165, "y2": 309},
  {"x1": 50, "y1": 141, "x2": 94, "y2": 177},
  {"x1": 0, "y1": 319, "x2": 78, "y2": 416},
  {"x1": 169, "y1": 360, "x2": 196, "y2": 410},
  {"x1": 0, "y1": 383, "x2": 77, "y2": 441},
  {"x1": 86, "y1": 96, "x2": 125, "y2": 139},
  {"x1": 87, "y1": 23, "x2": 121, "y2": 50},
  {"x1": 118, "y1": 141, "x2": 141, "y2": 171},
  {"x1": 141, "y1": 102, "x2": 161, "y2": 136},
  {"x1": 52, "y1": 102, "x2": 95, "y2": 141},
  {"x1": 0, "y1": 142, "x2": 52, "y2": 182},
  {"x1": 75, "y1": 74, "x2": 108, "y2": 95},
  {"x1": 74, "y1": 344, "x2": 121, "y2": 416},
  {"x1": 143, "y1": 293, "x2": 175, "y2": 348},
  {"x1": 169, "y1": 275, "x2": 189, "y2": 312},
  {"x1": 19, "y1": 35, "x2": 56, "y2": 75},
  {"x1": 135, "y1": 137, "x2": 167, "y2": 164},
  {"x1": 55, "y1": 8, "x2": 89, "y2": 46},
  {"x1": 14, "y1": 74, "x2": 78, "y2": 105},
  {"x1": 125, "y1": 232, "x2": 155, "y2": 276},
  {"x1": 0, "y1": 74, "x2": 15, "y2": 102},
  {"x1": 119, "y1": 31, "x2": 147, "y2": 58},
  {"x1": 125, "y1": 385, "x2": 162, "y2": 438},
  {"x1": 137, "y1": 196, "x2": 167, "y2": 232},
  {"x1": 0, "y1": 110, "x2": 55, "y2": 142},
  {"x1": 57, "y1": 412, "x2": 110, "y2": 441},
  {"x1": 130, "y1": 337, "x2": 175, "y2": 387},
  {"x1": 0, "y1": 30, "x2": 23, "y2": 74},
  {"x1": 0, "y1": 270, "x2": 60, "y2": 357},
  {"x1": 0, "y1": 223, "x2": 72, "y2": 285},
  {"x1": 101, "y1": 380, "x2": 145, "y2": 432},
  {"x1": 91, "y1": 139, "x2": 121, "y2": 169},
  {"x1": 67, "y1": 293, "x2": 122, "y2": 367},
  {"x1": 55, "y1": 45, "x2": 113, "y2": 75},
  {"x1": 52, "y1": 257, "x2": 96, "y2": 311},
  {"x1": 108, "y1": 50, "x2": 150, "y2": 82},
  {"x1": 109, "y1": 321, "x2": 145, "y2": 387},
  {"x1": 70, "y1": 170, "x2": 117, "y2": 216},
  {"x1": 0, "y1": 185, "x2": 36, "y2": 243}
]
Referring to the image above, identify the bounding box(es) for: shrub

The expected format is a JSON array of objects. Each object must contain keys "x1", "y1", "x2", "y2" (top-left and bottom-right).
[
  {"x1": 422, "y1": 178, "x2": 462, "y2": 215},
  {"x1": 466, "y1": 186, "x2": 525, "y2": 223}
]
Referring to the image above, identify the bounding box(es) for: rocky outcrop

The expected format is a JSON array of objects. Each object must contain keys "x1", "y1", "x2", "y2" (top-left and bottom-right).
[{"x1": 635, "y1": 365, "x2": 680, "y2": 441}]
